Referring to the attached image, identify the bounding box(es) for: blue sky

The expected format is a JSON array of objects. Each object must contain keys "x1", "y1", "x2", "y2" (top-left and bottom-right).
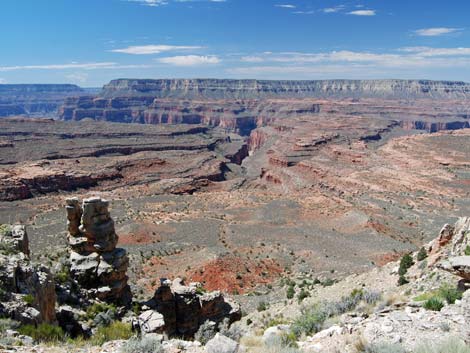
[{"x1": 0, "y1": 0, "x2": 469, "y2": 86}]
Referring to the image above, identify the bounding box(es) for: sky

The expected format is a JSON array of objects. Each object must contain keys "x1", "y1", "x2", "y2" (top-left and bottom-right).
[{"x1": 0, "y1": 0, "x2": 469, "y2": 86}]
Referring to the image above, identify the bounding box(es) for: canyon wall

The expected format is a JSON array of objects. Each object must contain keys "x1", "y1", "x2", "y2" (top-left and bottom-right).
[
  {"x1": 0, "y1": 84, "x2": 85, "y2": 118},
  {"x1": 100, "y1": 79, "x2": 470, "y2": 100},
  {"x1": 58, "y1": 79, "x2": 470, "y2": 134}
]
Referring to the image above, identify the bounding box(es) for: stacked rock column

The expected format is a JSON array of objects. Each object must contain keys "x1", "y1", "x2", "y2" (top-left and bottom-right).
[{"x1": 66, "y1": 197, "x2": 131, "y2": 306}]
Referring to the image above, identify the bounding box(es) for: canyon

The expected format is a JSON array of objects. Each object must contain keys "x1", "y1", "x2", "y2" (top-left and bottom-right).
[
  {"x1": 0, "y1": 84, "x2": 90, "y2": 118},
  {"x1": 0, "y1": 78, "x2": 470, "y2": 352},
  {"x1": 0, "y1": 79, "x2": 469, "y2": 304}
]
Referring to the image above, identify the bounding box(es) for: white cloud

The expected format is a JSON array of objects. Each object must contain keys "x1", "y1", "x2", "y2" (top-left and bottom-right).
[
  {"x1": 0, "y1": 62, "x2": 151, "y2": 72},
  {"x1": 128, "y1": 0, "x2": 226, "y2": 7},
  {"x1": 132, "y1": 0, "x2": 167, "y2": 6},
  {"x1": 241, "y1": 56, "x2": 265, "y2": 63},
  {"x1": 0, "y1": 78, "x2": 6, "y2": 84},
  {"x1": 414, "y1": 27, "x2": 461, "y2": 37},
  {"x1": 233, "y1": 47, "x2": 470, "y2": 76},
  {"x1": 275, "y1": 4, "x2": 296, "y2": 9},
  {"x1": 158, "y1": 55, "x2": 220, "y2": 66},
  {"x1": 65, "y1": 72, "x2": 89, "y2": 84},
  {"x1": 400, "y1": 46, "x2": 470, "y2": 56},
  {"x1": 348, "y1": 9, "x2": 376, "y2": 16},
  {"x1": 111, "y1": 44, "x2": 203, "y2": 55},
  {"x1": 322, "y1": 5, "x2": 345, "y2": 13},
  {"x1": 293, "y1": 10, "x2": 315, "y2": 15}
]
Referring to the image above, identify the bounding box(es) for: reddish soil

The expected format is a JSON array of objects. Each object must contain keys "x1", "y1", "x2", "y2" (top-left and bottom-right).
[
  {"x1": 188, "y1": 254, "x2": 284, "y2": 294},
  {"x1": 373, "y1": 252, "x2": 402, "y2": 267}
]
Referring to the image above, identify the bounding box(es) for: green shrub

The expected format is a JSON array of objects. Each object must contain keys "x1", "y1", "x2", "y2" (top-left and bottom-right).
[
  {"x1": 297, "y1": 289, "x2": 310, "y2": 303},
  {"x1": 195, "y1": 286, "x2": 207, "y2": 295},
  {"x1": 417, "y1": 247, "x2": 428, "y2": 261},
  {"x1": 350, "y1": 288, "x2": 364, "y2": 298},
  {"x1": 264, "y1": 336, "x2": 301, "y2": 353},
  {"x1": 18, "y1": 323, "x2": 65, "y2": 343},
  {"x1": 291, "y1": 289, "x2": 381, "y2": 338},
  {"x1": 0, "y1": 318, "x2": 19, "y2": 334},
  {"x1": 465, "y1": 245, "x2": 470, "y2": 256},
  {"x1": 0, "y1": 224, "x2": 11, "y2": 237},
  {"x1": 90, "y1": 321, "x2": 133, "y2": 346},
  {"x1": 266, "y1": 317, "x2": 288, "y2": 328},
  {"x1": 414, "y1": 284, "x2": 462, "y2": 305},
  {"x1": 414, "y1": 291, "x2": 438, "y2": 302},
  {"x1": 257, "y1": 301, "x2": 268, "y2": 312},
  {"x1": 363, "y1": 342, "x2": 406, "y2": 353},
  {"x1": 279, "y1": 331, "x2": 298, "y2": 348},
  {"x1": 291, "y1": 303, "x2": 328, "y2": 337},
  {"x1": 438, "y1": 284, "x2": 462, "y2": 304},
  {"x1": 415, "y1": 337, "x2": 470, "y2": 353},
  {"x1": 286, "y1": 285, "x2": 295, "y2": 299},
  {"x1": 398, "y1": 253, "x2": 414, "y2": 276},
  {"x1": 423, "y1": 297, "x2": 444, "y2": 311},
  {"x1": 397, "y1": 275, "x2": 409, "y2": 286},
  {"x1": 131, "y1": 302, "x2": 141, "y2": 315},
  {"x1": 0, "y1": 242, "x2": 16, "y2": 255},
  {"x1": 23, "y1": 294, "x2": 35, "y2": 305},
  {"x1": 55, "y1": 265, "x2": 71, "y2": 284},
  {"x1": 86, "y1": 302, "x2": 117, "y2": 320},
  {"x1": 120, "y1": 336, "x2": 163, "y2": 353}
]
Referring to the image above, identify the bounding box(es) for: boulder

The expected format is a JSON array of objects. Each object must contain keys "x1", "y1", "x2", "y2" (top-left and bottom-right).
[
  {"x1": 263, "y1": 325, "x2": 291, "y2": 343},
  {"x1": 56, "y1": 305, "x2": 88, "y2": 338},
  {"x1": 440, "y1": 256, "x2": 470, "y2": 280},
  {"x1": 205, "y1": 333, "x2": 240, "y2": 353},
  {"x1": 138, "y1": 310, "x2": 166, "y2": 334}
]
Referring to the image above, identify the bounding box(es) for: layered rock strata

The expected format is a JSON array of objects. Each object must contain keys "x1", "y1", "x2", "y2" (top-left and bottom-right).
[
  {"x1": 100, "y1": 79, "x2": 470, "y2": 100},
  {"x1": 66, "y1": 197, "x2": 131, "y2": 305}
]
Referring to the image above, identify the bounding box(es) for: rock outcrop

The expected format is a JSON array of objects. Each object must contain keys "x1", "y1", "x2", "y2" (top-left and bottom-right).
[
  {"x1": 0, "y1": 225, "x2": 30, "y2": 256},
  {"x1": 0, "y1": 224, "x2": 56, "y2": 324},
  {"x1": 66, "y1": 197, "x2": 132, "y2": 306},
  {"x1": 138, "y1": 278, "x2": 241, "y2": 337},
  {"x1": 205, "y1": 333, "x2": 240, "y2": 353},
  {"x1": 436, "y1": 217, "x2": 470, "y2": 281}
]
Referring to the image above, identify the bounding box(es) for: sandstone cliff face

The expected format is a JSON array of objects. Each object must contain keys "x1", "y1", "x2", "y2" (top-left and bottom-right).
[
  {"x1": 101, "y1": 79, "x2": 470, "y2": 100},
  {"x1": 400, "y1": 120, "x2": 470, "y2": 132},
  {"x1": 58, "y1": 79, "x2": 470, "y2": 136}
]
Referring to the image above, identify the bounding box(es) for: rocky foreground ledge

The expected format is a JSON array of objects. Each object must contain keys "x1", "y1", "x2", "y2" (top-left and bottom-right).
[
  {"x1": 0, "y1": 197, "x2": 241, "y2": 352},
  {"x1": 1, "y1": 210, "x2": 470, "y2": 352}
]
